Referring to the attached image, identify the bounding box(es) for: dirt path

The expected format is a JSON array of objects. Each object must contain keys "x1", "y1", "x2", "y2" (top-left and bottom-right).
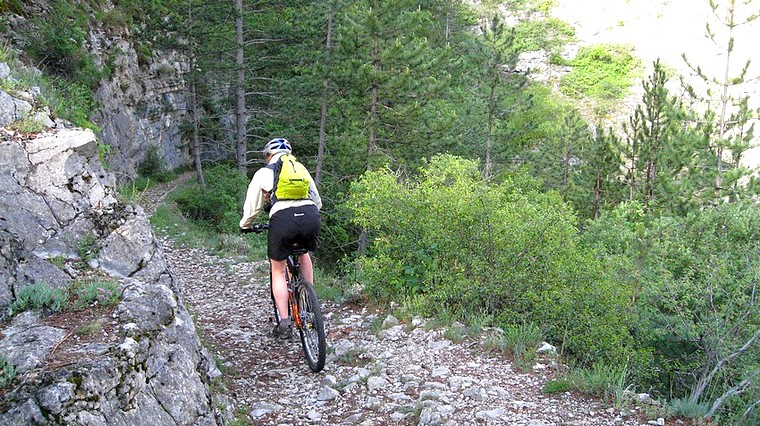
[{"x1": 143, "y1": 176, "x2": 653, "y2": 426}]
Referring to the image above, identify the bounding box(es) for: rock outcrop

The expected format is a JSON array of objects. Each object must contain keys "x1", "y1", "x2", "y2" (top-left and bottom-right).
[{"x1": 0, "y1": 130, "x2": 224, "y2": 425}]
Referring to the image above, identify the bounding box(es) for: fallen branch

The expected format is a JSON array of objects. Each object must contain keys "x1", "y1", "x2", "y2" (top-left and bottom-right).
[{"x1": 48, "y1": 330, "x2": 74, "y2": 359}]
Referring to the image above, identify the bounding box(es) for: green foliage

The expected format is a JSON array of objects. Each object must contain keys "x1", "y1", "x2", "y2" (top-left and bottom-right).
[
  {"x1": 8, "y1": 116, "x2": 45, "y2": 133},
  {"x1": 6, "y1": 278, "x2": 122, "y2": 318},
  {"x1": 117, "y1": 176, "x2": 154, "y2": 204},
  {"x1": 513, "y1": 17, "x2": 574, "y2": 53},
  {"x1": 9, "y1": 282, "x2": 68, "y2": 316},
  {"x1": 0, "y1": 355, "x2": 16, "y2": 388},
  {"x1": 138, "y1": 145, "x2": 174, "y2": 183},
  {"x1": 174, "y1": 164, "x2": 249, "y2": 233},
  {"x1": 7, "y1": 1, "x2": 103, "y2": 129},
  {"x1": 0, "y1": 0, "x2": 24, "y2": 15},
  {"x1": 75, "y1": 318, "x2": 106, "y2": 337},
  {"x1": 45, "y1": 79, "x2": 99, "y2": 130},
  {"x1": 484, "y1": 322, "x2": 543, "y2": 370},
  {"x1": 542, "y1": 378, "x2": 572, "y2": 394},
  {"x1": 0, "y1": 40, "x2": 96, "y2": 129},
  {"x1": 76, "y1": 233, "x2": 100, "y2": 262},
  {"x1": 349, "y1": 154, "x2": 635, "y2": 367},
  {"x1": 570, "y1": 363, "x2": 629, "y2": 400},
  {"x1": 667, "y1": 398, "x2": 709, "y2": 420},
  {"x1": 584, "y1": 200, "x2": 760, "y2": 420},
  {"x1": 23, "y1": 1, "x2": 106, "y2": 88},
  {"x1": 71, "y1": 280, "x2": 121, "y2": 310},
  {"x1": 560, "y1": 44, "x2": 641, "y2": 113}
]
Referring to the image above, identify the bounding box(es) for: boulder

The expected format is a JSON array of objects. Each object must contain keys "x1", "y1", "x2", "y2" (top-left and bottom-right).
[{"x1": 0, "y1": 129, "x2": 223, "y2": 425}]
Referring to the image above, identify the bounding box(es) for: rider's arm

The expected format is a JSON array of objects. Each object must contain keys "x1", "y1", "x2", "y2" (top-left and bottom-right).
[
  {"x1": 308, "y1": 174, "x2": 322, "y2": 210},
  {"x1": 239, "y1": 168, "x2": 273, "y2": 229}
]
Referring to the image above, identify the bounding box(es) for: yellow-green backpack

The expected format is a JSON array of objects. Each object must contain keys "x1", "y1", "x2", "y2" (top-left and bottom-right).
[{"x1": 266, "y1": 154, "x2": 311, "y2": 208}]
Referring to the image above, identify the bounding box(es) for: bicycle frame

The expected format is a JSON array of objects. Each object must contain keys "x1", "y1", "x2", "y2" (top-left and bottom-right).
[{"x1": 284, "y1": 249, "x2": 308, "y2": 330}]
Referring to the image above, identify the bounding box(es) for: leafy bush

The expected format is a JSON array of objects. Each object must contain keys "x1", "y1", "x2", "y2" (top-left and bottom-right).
[
  {"x1": 174, "y1": 164, "x2": 249, "y2": 232},
  {"x1": 23, "y1": 1, "x2": 105, "y2": 88},
  {"x1": 570, "y1": 363, "x2": 629, "y2": 401},
  {"x1": 583, "y1": 201, "x2": 760, "y2": 422},
  {"x1": 9, "y1": 116, "x2": 45, "y2": 133},
  {"x1": 12, "y1": 1, "x2": 103, "y2": 129},
  {"x1": 513, "y1": 18, "x2": 575, "y2": 53},
  {"x1": 138, "y1": 145, "x2": 174, "y2": 183},
  {"x1": 667, "y1": 398, "x2": 710, "y2": 420},
  {"x1": 484, "y1": 322, "x2": 543, "y2": 370},
  {"x1": 542, "y1": 378, "x2": 572, "y2": 394},
  {"x1": 349, "y1": 154, "x2": 635, "y2": 367}
]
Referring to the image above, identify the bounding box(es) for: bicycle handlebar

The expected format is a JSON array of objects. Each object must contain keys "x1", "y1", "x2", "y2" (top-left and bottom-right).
[{"x1": 240, "y1": 223, "x2": 269, "y2": 234}]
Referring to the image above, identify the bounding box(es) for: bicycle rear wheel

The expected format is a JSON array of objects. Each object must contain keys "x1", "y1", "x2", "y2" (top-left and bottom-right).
[{"x1": 294, "y1": 279, "x2": 326, "y2": 372}]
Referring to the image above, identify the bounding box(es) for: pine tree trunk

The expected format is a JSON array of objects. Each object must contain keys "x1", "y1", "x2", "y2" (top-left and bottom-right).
[
  {"x1": 592, "y1": 169, "x2": 601, "y2": 219},
  {"x1": 316, "y1": 9, "x2": 333, "y2": 185},
  {"x1": 485, "y1": 84, "x2": 495, "y2": 179},
  {"x1": 235, "y1": 0, "x2": 247, "y2": 174},
  {"x1": 189, "y1": 63, "x2": 205, "y2": 188},
  {"x1": 187, "y1": 2, "x2": 204, "y2": 188}
]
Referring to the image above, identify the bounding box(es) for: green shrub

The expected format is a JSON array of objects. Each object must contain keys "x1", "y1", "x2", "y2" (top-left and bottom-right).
[
  {"x1": 76, "y1": 233, "x2": 100, "y2": 262},
  {"x1": 667, "y1": 398, "x2": 709, "y2": 420},
  {"x1": 0, "y1": 0, "x2": 24, "y2": 15},
  {"x1": 174, "y1": 164, "x2": 249, "y2": 232},
  {"x1": 542, "y1": 378, "x2": 572, "y2": 394},
  {"x1": 117, "y1": 175, "x2": 155, "y2": 204},
  {"x1": 501, "y1": 322, "x2": 543, "y2": 369},
  {"x1": 9, "y1": 116, "x2": 45, "y2": 133},
  {"x1": 559, "y1": 43, "x2": 641, "y2": 111},
  {"x1": 349, "y1": 154, "x2": 635, "y2": 368},
  {"x1": 23, "y1": 1, "x2": 104, "y2": 88},
  {"x1": 513, "y1": 18, "x2": 574, "y2": 53},
  {"x1": 583, "y1": 201, "x2": 760, "y2": 421},
  {"x1": 570, "y1": 363, "x2": 629, "y2": 400},
  {"x1": 137, "y1": 145, "x2": 174, "y2": 183},
  {"x1": 14, "y1": 1, "x2": 102, "y2": 128}
]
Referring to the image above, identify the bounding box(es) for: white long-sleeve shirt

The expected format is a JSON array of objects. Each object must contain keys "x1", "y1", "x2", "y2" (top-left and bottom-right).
[{"x1": 239, "y1": 153, "x2": 322, "y2": 229}]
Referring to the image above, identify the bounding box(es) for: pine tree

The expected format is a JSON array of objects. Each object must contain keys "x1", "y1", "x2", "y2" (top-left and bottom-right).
[
  {"x1": 333, "y1": 0, "x2": 450, "y2": 172},
  {"x1": 621, "y1": 60, "x2": 693, "y2": 213},
  {"x1": 682, "y1": 0, "x2": 760, "y2": 203},
  {"x1": 585, "y1": 125, "x2": 623, "y2": 219}
]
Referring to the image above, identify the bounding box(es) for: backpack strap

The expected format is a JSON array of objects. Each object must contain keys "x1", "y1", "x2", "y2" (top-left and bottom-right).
[{"x1": 264, "y1": 160, "x2": 281, "y2": 212}]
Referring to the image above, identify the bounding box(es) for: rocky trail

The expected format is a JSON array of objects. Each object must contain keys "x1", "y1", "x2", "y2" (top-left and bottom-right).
[{"x1": 144, "y1": 176, "x2": 660, "y2": 426}]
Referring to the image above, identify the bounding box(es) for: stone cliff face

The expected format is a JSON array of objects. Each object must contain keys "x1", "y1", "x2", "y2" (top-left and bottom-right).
[
  {"x1": 0, "y1": 131, "x2": 224, "y2": 425},
  {"x1": 2, "y1": 0, "x2": 199, "y2": 183},
  {"x1": 90, "y1": 29, "x2": 192, "y2": 182}
]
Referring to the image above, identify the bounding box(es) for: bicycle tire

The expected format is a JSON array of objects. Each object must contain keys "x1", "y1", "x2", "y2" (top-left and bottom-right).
[{"x1": 294, "y1": 279, "x2": 326, "y2": 372}]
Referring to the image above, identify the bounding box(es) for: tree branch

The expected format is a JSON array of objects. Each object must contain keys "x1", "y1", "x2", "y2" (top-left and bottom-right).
[
  {"x1": 705, "y1": 368, "x2": 759, "y2": 418},
  {"x1": 692, "y1": 328, "x2": 760, "y2": 402}
]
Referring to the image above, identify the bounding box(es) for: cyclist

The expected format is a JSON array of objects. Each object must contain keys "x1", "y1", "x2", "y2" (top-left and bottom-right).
[{"x1": 239, "y1": 138, "x2": 322, "y2": 339}]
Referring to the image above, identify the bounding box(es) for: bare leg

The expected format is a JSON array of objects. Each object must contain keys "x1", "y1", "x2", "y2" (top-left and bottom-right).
[
  {"x1": 270, "y1": 259, "x2": 289, "y2": 320},
  {"x1": 299, "y1": 252, "x2": 314, "y2": 283}
]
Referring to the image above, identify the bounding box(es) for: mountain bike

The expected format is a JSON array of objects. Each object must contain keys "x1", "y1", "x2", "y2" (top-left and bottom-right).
[{"x1": 246, "y1": 223, "x2": 327, "y2": 372}]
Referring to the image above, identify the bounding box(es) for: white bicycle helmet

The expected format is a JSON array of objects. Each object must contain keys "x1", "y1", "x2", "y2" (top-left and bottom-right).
[{"x1": 263, "y1": 138, "x2": 292, "y2": 156}]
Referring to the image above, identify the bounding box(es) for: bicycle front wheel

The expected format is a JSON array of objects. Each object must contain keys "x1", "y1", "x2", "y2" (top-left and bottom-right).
[{"x1": 295, "y1": 280, "x2": 326, "y2": 372}]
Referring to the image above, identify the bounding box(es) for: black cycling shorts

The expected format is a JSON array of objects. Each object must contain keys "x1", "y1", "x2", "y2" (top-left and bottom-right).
[{"x1": 268, "y1": 204, "x2": 321, "y2": 261}]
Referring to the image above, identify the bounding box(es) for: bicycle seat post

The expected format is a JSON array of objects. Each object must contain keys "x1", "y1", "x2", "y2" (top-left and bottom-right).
[{"x1": 288, "y1": 246, "x2": 308, "y2": 280}]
